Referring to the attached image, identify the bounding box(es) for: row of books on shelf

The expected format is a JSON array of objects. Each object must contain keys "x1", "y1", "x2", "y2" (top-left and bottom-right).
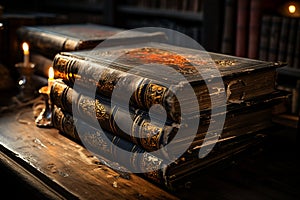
[
  {"x1": 123, "y1": 18, "x2": 202, "y2": 45},
  {"x1": 221, "y1": 0, "x2": 300, "y2": 70},
  {"x1": 258, "y1": 14, "x2": 300, "y2": 69},
  {"x1": 16, "y1": 23, "x2": 288, "y2": 190},
  {"x1": 124, "y1": 0, "x2": 202, "y2": 13},
  {"x1": 221, "y1": 0, "x2": 263, "y2": 59},
  {"x1": 258, "y1": 12, "x2": 300, "y2": 118}
]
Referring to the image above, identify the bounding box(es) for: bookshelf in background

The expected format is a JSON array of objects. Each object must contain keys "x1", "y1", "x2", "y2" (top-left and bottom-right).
[
  {"x1": 247, "y1": 0, "x2": 263, "y2": 59},
  {"x1": 258, "y1": 12, "x2": 300, "y2": 69},
  {"x1": 220, "y1": 0, "x2": 300, "y2": 63},
  {"x1": 41, "y1": 0, "x2": 105, "y2": 24},
  {"x1": 113, "y1": 0, "x2": 223, "y2": 52},
  {"x1": 1, "y1": 0, "x2": 224, "y2": 53},
  {"x1": 221, "y1": 0, "x2": 237, "y2": 55},
  {"x1": 218, "y1": 0, "x2": 300, "y2": 130},
  {"x1": 235, "y1": 0, "x2": 250, "y2": 57}
]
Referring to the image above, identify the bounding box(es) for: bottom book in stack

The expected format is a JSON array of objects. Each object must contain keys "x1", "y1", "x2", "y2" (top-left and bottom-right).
[{"x1": 50, "y1": 80, "x2": 288, "y2": 190}]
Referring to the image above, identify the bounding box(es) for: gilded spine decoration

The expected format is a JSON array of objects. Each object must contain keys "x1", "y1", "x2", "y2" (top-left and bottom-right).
[{"x1": 50, "y1": 80, "x2": 178, "y2": 152}]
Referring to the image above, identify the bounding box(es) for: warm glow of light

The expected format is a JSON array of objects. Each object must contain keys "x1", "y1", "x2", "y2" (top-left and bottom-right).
[
  {"x1": 289, "y1": 4, "x2": 297, "y2": 13},
  {"x1": 22, "y1": 42, "x2": 29, "y2": 54},
  {"x1": 48, "y1": 66, "x2": 55, "y2": 93},
  {"x1": 48, "y1": 66, "x2": 54, "y2": 79}
]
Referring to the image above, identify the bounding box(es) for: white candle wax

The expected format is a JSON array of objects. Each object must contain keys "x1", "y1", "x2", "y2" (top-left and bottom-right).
[
  {"x1": 48, "y1": 66, "x2": 55, "y2": 93},
  {"x1": 22, "y1": 42, "x2": 30, "y2": 67}
]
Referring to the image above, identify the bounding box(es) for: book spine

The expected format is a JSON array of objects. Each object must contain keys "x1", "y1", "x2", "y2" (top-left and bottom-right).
[
  {"x1": 247, "y1": 0, "x2": 262, "y2": 59},
  {"x1": 50, "y1": 80, "x2": 178, "y2": 152},
  {"x1": 51, "y1": 105, "x2": 167, "y2": 185},
  {"x1": 292, "y1": 19, "x2": 300, "y2": 69},
  {"x1": 258, "y1": 15, "x2": 272, "y2": 61},
  {"x1": 235, "y1": 0, "x2": 250, "y2": 57},
  {"x1": 52, "y1": 54, "x2": 181, "y2": 122},
  {"x1": 291, "y1": 80, "x2": 300, "y2": 114},
  {"x1": 267, "y1": 15, "x2": 282, "y2": 62},
  {"x1": 286, "y1": 18, "x2": 298, "y2": 67},
  {"x1": 277, "y1": 17, "x2": 290, "y2": 62},
  {"x1": 221, "y1": 0, "x2": 237, "y2": 55}
]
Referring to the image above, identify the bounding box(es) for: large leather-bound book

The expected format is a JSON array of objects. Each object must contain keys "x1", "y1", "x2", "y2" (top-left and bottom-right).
[
  {"x1": 50, "y1": 80, "x2": 286, "y2": 155},
  {"x1": 52, "y1": 42, "x2": 285, "y2": 122},
  {"x1": 16, "y1": 23, "x2": 167, "y2": 59}
]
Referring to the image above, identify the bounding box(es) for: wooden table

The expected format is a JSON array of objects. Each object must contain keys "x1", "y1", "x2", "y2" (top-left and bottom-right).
[
  {"x1": 0, "y1": 103, "x2": 178, "y2": 200},
  {"x1": 1, "y1": 93, "x2": 299, "y2": 200}
]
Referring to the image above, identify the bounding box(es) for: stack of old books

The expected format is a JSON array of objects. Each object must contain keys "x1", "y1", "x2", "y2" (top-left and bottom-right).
[{"x1": 48, "y1": 41, "x2": 287, "y2": 190}]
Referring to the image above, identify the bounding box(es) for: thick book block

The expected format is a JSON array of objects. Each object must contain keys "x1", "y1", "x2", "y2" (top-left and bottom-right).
[
  {"x1": 52, "y1": 42, "x2": 285, "y2": 122},
  {"x1": 16, "y1": 23, "x2": 167, "y2": 59}
]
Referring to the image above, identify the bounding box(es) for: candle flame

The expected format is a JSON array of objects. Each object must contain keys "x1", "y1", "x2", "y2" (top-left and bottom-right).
[
  {"x1": 289, "y1": 4, "x2": 296, "y2": 13},
  {"x1": 22, "y1": 42, "x2": 29, "y2": 52},
  {"x1": 49, "y1": 66, "x2": 54, "y2": 79}
]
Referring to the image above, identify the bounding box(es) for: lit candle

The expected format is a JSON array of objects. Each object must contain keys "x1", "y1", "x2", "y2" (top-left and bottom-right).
[
  {"x1": 48, "y1": 66, "x2": 55, "y2": 93},
  {"x1": 22, "y1": 42, "x2": 30, "y2": 67}
]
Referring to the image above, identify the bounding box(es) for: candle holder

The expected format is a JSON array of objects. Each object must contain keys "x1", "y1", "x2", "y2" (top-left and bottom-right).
[
  {"x1": 15, "y1": 62, "x2": 36, "y2": 102},
  {"x1": 35, "y1": 86, "x2": 52, "y2": 128}
]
